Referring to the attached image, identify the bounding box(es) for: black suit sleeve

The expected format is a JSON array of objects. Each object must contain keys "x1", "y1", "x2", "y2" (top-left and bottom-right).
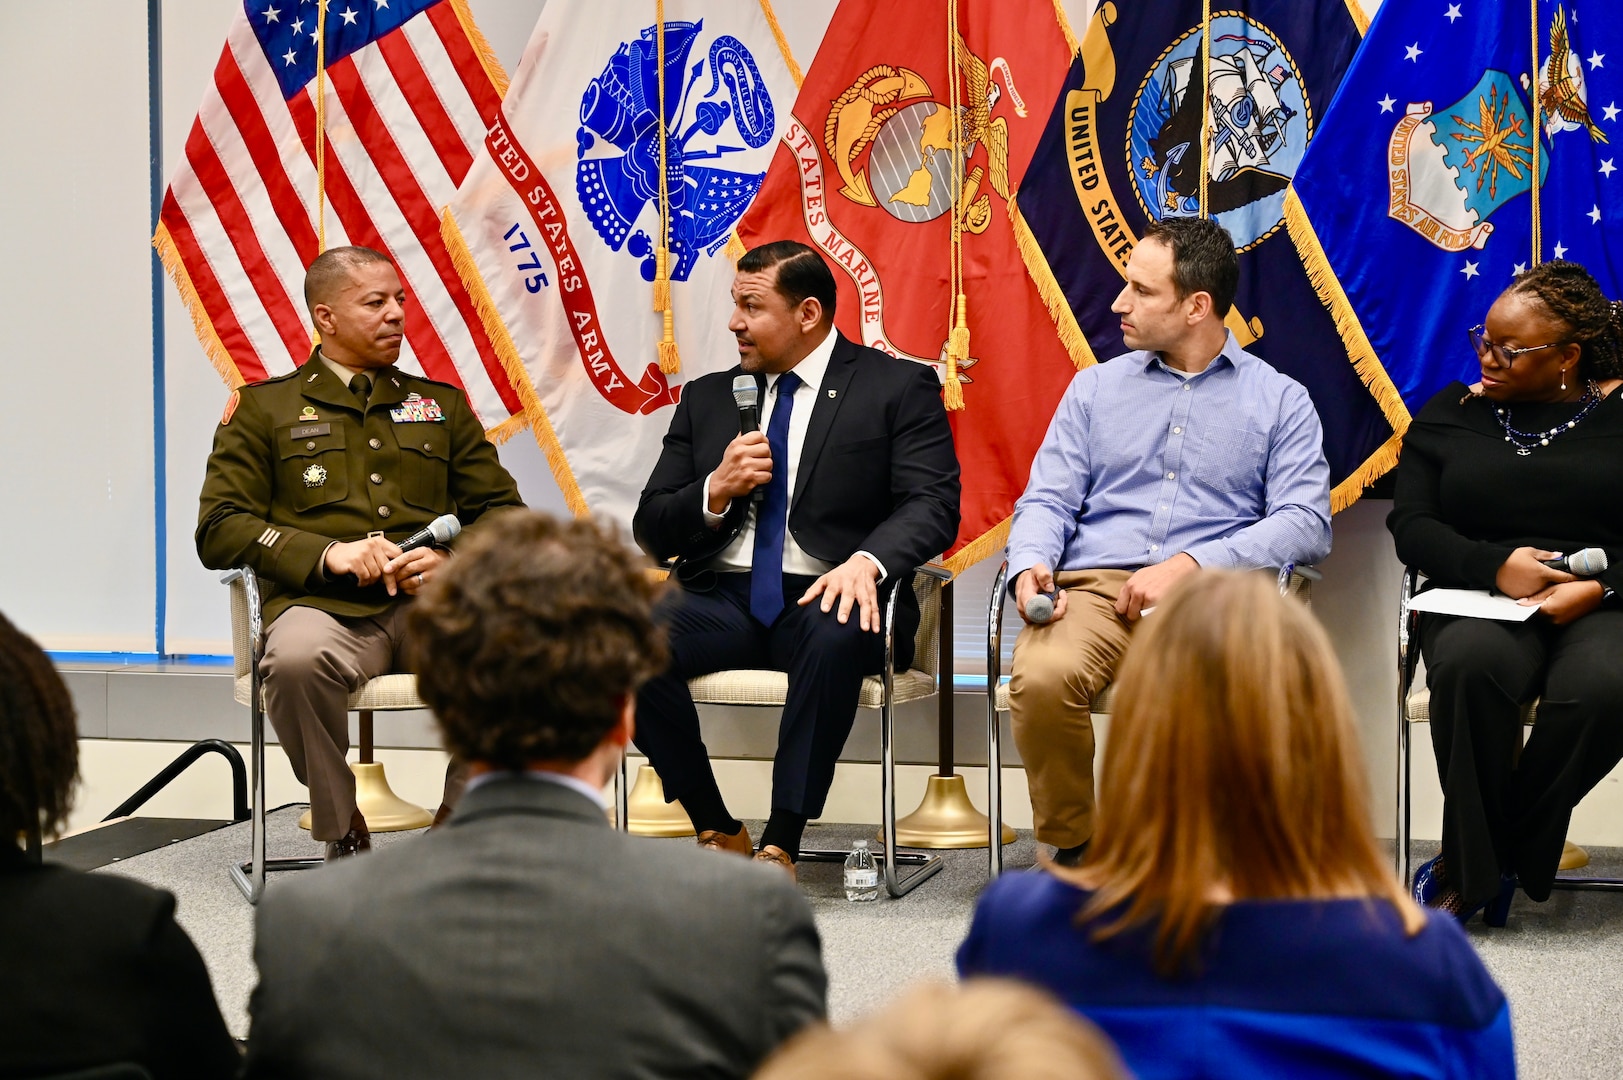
[
  {"x1": 136, "y1": 893, "x2": 242, "y2": 1079},
  {"x1": 633, "y1": 385, "x2": 744, "y2": 563},
  {"x1": 857, "y1": 362, "x2": 961, "y2": 576}
]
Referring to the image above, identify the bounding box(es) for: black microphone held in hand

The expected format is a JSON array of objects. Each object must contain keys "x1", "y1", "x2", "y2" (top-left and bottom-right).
[
  {"x1": 1540, "y1": 548, "x2": 1609, "y2": 576},
  {"x1": 732, "y1": 375, "x2": 765, "y2": 505},
  {"x1": 397, "y1": 514, "x2": 461, "y2": 554}
]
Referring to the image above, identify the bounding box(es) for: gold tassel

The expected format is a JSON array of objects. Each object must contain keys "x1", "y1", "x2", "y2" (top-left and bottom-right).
[
  {"x1": 1009, "y1": 198, "x2": 1097, "y2": 370},
  {"x1": 652, "y1": 247, "x2": 671, "y2": 313},
  {"x1": 943, "y1": 295, "x2": 968, "y2": 411},
  {"x1": 658, "y1": 307, "x2": 681, "y2": 374}
]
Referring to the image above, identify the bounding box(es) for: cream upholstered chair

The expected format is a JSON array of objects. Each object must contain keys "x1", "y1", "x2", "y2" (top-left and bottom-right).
[
  {"x1": 613, "y1": 564, "x2": 952, "y2": 897},
  {"x1": 1395, "y1": 567, "x2": 1620, "y2": 893},
  {"x1": 223, "y1": 566, "x2": 432, "y2": 903},
  {"x1": 985, "y1": 561, "x2": 1316, "y2": 879}
]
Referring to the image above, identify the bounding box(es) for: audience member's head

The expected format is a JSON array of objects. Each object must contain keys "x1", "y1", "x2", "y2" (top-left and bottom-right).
[
  {"x1": 407, "y1": 509, "x2": 667, "y2": 778},
  {"x1": 0, "y1": 611, "x2": 79, "y2": 844},
  {"x1": 1079, "y1": 570, "x2": 1422, "y2": 972},
  {"x1": 752, "y1": 979, "x2": 1126, "y2": 1080}
]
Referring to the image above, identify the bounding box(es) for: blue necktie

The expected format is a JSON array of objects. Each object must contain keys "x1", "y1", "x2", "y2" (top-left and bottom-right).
[{"x1": 750, "y1": 370, "x2": 802, "y2": 625}]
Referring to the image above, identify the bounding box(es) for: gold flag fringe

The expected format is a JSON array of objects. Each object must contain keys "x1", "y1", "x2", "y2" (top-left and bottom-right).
[
  {"x1": 1331, "y1": 431, "x2": 1402, "y2": 513},
  {"x1": 1282, "y1": 189, "x2": 1410, "y2": 510},
  {"x1": 448, "y1": 0, "x2": 511, "y2": 98},
  {"x1": 1051, "y1": 0, "x2": 1082, "y2": 56},
  {"x1": 1344, "y1": 0, "x2": 1372, "y2": 36},
  {"x1": 153, "y1": 221, "x2": 245, "y2": 391},
  {"x1": 1282, "y1": 190, "x2": 1410, "y2": 436},
  {"x1": 1009, "y1": 198, "x2": 1097, "y2": 370},
  {"x1": 759, "y1": 0, "x2": 804, "y2": 88},
  {"x1": 944, "y1": 516, "x2": 1012, "y2": 577},
  {"x1": 725, "y1": 230, "x2": 746, "y2": 262},
  {"x1": 441, "y1": 207, "x2": 589, "y2": 514},
  {"x1": 484, "y1": 413, "x2": 528, "y2": 446}
]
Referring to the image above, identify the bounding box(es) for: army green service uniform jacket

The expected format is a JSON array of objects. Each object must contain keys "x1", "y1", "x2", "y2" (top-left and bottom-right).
[{"x1": 196, "y1": 352, "x2": 524, "y2": 625}]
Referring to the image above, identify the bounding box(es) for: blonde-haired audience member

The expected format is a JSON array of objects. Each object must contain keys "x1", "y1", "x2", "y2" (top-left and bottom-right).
[
  {"x1": 959, "y1": 571, "x2": 1514, "y2": 1080},
  {"x1": 753, "y1": 979, "x2": 1126, "y2": 1080}
]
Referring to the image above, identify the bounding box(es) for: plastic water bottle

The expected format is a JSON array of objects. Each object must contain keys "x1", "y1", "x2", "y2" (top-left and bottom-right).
[{"x1": 844, "y1": 839, "x2": 880, "y2": 901}]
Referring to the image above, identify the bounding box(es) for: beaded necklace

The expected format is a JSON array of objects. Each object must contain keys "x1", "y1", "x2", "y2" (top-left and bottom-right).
[{"x1": 1491, "y1": 379, "x2": 1603, "y2": 455}]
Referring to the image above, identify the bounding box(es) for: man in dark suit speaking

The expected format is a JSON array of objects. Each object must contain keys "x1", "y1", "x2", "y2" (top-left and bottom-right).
[{"x1": 634, "y1": 241, "x2": 961, "y2": 876}]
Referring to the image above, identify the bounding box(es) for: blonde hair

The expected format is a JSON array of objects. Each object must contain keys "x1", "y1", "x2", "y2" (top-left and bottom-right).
[
  {"x1": 752, "y1": 980, "x2": 1126, "y2": 1080},
  {"x1": 1076, "y1": 570, "x2": 1424, "y2": 973}
]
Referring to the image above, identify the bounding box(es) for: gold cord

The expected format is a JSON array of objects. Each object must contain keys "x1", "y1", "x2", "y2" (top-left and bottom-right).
[
  {"x1": 1199, "y1": 0, "x2": 1211, "y2": 219},
  {"x1": 654, "y1": 0, "x2": 680, "y2": 372},
  {"x1": 943, "y1": 0, "x2": 967, "y2": 410},
  {"x1": 315, "y1": 0, "x2": 328, "y2": 254}
]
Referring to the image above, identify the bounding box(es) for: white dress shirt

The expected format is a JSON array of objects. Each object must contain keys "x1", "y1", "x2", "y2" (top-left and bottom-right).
[{"x1": 702, "y1": 330, "x2": 887, "y2": 580}]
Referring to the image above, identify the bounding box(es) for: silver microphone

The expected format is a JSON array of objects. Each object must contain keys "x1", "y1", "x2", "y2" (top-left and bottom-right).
[
  {"x1": 732, "y1": 375, "x2": 764, "y2": 505},
  {"x1": 397, "y1": 513, "x2": 461, "y2": 553},
  {"x1": 1540, "y1": 548, "x2": 1609, "y2": 576},
  {"x1": 1025, "y1": 591, "x2": 1057, "y2": 624}
]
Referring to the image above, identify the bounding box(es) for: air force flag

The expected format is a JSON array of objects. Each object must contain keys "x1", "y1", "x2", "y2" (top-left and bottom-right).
[{"x1": 1289, "y1": 0, "x2": 1623, "y2": 429}]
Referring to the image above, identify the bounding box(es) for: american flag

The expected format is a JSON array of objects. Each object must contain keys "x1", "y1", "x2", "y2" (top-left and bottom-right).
[{"x1": 155, "y1": 0, "x2": 526, "y2": 436}]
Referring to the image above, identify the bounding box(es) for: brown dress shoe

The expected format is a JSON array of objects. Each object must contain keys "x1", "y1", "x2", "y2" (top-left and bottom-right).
[
  {"x1": 696, "y1": 824, "x2": 752, "y2": 857},
  {"x1": 753, "y1": 845, "x2": 797, "y2": 882},
  {"x1": 324, "y1": 811, "x2": 372, "y2": 861}
]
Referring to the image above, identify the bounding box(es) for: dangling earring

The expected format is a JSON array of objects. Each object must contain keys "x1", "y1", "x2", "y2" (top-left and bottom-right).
[{"x1": 1561, "y1": 369, "x2": 1569, "y2": 391}]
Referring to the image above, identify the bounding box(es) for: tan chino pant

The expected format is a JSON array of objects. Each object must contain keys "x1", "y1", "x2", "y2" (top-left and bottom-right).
[
  {"x1": 1008, "y1": 569, "x2": 1135, "y2": 850},
  {"x1": 260, "y1": 604, "x2": 413, "y2": 841}
]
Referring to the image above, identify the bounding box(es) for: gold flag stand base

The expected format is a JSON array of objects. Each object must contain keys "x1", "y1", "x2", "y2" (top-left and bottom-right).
[
  {"x1": 298, "y1": 762, "x2": 434, "y2": 833},
  {"x1": 626, "y1": 764, "x2": 696, "y2": 837},
  {"x1": 888, "y1": 774, "x2": 1016, "y2": 849},
  {"x1": 1561, "y1": 839, "x2": 1590, "y2": 871}
]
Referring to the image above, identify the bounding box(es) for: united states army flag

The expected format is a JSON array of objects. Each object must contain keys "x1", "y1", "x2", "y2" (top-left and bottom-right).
[{"x1": 443, "y1": 2, "x2": 801, "y2": 526}]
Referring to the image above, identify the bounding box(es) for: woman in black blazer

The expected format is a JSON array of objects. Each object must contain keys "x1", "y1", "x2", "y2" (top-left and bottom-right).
[{"x1": 0, "y1": 611, "x2": 240, "y2": 1079}]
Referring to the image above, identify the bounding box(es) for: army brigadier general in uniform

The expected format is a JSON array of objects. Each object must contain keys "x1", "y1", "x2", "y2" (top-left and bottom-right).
[{"x1": 197, "y1": 246, "x2": 524, "y2": 858}]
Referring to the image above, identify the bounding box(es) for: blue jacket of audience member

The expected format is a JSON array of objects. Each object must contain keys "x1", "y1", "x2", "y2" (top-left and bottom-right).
[{"x1": 958, "y1": 870, "x2": 1514, "y2": 1080}]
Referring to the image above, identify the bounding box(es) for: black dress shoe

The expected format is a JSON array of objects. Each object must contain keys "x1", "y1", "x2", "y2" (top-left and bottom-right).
[
  {"x1": 1052, "y1": 842, "x2": 1090, "y2": 868},
  {"x1": 324, "y1": 826, "x2": 372, "y2": 861}
]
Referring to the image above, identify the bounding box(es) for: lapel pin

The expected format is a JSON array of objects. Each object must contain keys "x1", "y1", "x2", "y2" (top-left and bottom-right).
[
  {"x1": 307, "y1": 372, "x2": 318, "y2": 382},
  {"x1": 391, "y1": 377, "x2": 401, "y2": 387},
  {"x1": 828, "y1": 389, "x2": 838, "y2": 398}
]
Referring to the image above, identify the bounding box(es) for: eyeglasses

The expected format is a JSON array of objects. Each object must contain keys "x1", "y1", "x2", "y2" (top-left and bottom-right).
[{"x1": 1469, "y1": 325, "x2": 1569, "y2": 367}]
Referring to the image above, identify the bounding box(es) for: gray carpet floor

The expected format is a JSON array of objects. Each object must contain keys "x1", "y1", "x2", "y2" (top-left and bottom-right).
[{"x1": 95, "y1": 811, "x2": 1623, "y2": 1078}]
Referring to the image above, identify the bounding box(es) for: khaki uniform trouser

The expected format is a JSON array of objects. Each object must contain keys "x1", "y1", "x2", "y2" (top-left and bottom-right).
[
  {"x1": 261, "y1": 604, "x2": 464, "y2": 841},
  {"x1": 1009, "y1": 569, "x2": 1135, "y2": 850}
]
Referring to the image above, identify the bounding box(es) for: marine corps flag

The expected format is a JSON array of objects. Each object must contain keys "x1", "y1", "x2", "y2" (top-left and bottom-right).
[
  {"x1": 1290, "y1": 0, "x2": 1623, "y2": 427},
  {"x1": 733, "y1": 1, "x2": 1077, "y2": 569},
  {"x1": 1015, "y1": 1, "x2": 1394, "y2": 510},
  {"x1": 442, "y1": 2, "x2": 800, "y2": 526}
]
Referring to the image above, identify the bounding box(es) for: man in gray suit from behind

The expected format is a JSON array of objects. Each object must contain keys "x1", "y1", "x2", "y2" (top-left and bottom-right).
[{"x1": 244, "y1": 509, "x2": 827, "y2": 1079}]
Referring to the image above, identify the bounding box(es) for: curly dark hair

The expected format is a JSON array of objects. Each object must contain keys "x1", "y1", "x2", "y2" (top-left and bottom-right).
[
  {"x1": 0, "y1": 611, "x2": 79, "y2": 841},
  {"x1": 407, "y1": 510, "x2": 669, "y2": 768},
  {"x1": 1507, "y1": 260, "x2": 1623, "y2": 381}
]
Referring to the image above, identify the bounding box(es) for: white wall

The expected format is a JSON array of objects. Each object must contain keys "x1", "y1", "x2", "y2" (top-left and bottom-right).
[{"x1": 0, "y1": 1, "x2": 158, "y2": 651}]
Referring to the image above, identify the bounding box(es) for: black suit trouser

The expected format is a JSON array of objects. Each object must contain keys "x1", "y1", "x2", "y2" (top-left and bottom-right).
[
  {"x1": 1420, "y1": 609, "x2": 1623, "y2": 908},
  {"x1": 635, "y1": 572, "x2": 910, "y2": 819}
]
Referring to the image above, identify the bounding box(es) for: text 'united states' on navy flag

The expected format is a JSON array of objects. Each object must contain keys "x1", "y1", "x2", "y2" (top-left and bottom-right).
[
  {"x1": 156, "y1": 0, "x2": 526, "y2": 436},
  {"x1": 1014, "y1": 0, "x2": 1395, "y2": 511},
  {"x1": 1290, "y1": 0, "x2": 1623, "y2": 428}
]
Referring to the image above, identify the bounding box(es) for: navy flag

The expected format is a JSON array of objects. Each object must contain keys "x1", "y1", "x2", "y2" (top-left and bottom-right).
[
  {"x1": 1013, "y1": 1, "x2": 1389, "y2": 510},
  {"x1": 1290, "y1": 1, "x2": 1622, "y2": 445}
]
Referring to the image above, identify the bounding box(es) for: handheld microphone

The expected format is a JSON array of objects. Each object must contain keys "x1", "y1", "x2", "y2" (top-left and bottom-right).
[
  {"x1": 1540, "y1": 548, "x2": 1609, "y2": 576},
  {"x1": 1025, "y1": 590, "x2": 1058, "y2": 624},
  {"x1": 397, "y1": 514, "x2": 461, "y2": 554},
  {"x1": 732, "y1": 375, "x2": 765, "y2": 505}
]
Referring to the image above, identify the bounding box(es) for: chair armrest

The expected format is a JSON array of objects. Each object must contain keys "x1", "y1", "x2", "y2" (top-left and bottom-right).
[
  {"x1": 986, "y1": 560, "x2": 1009, "y2": 685},
  {"x1": 221, "y1": 565, "x2": 264, "y2": 671},
  {"x1": 911, "y1": 562, "x2": 953, "y2": 583}
]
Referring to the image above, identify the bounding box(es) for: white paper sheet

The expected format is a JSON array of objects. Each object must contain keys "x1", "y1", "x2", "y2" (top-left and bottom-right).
[{"x1": 1407, "y1": 588, "x2": 1541, "y2": 622}]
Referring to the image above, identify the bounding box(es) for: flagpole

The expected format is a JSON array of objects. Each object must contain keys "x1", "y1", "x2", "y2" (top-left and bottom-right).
[
  {"x1": 1530, "y1": 0, "x2": 1542, "y2": 267},
  {"x1": 1199, "y1": 0, "x2": 1211, "y2": 219},
  {"x1": 944, "y1": 0, "x2": 967, "y2": 410},
  {"x1": 315, "y1": 0, "x2": 328, "y2": 255}
]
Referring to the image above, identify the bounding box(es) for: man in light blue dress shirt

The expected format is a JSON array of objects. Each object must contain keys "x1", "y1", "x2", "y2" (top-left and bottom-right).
[{"x1": 1006, "y1": 218, "x2": 1331, "y2": 864}]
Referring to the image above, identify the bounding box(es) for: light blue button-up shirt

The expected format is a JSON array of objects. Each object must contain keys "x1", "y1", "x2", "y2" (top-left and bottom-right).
[{"x1": 1007, "y1": 333, "x2": 1331, "y2": 588}]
